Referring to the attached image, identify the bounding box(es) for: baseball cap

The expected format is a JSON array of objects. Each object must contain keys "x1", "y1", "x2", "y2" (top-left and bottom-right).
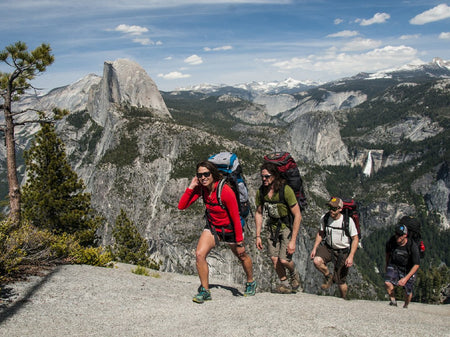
[
  {"x1": 327, "y1": 197, "x2": 343, "y2": 208},
  {"x1": 395, "y1": 223, "x2": 408, "y2": 236}
]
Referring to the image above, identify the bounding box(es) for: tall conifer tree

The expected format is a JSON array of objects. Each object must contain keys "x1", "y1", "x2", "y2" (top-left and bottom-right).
[{"x1": 21, "y1": 120, "x2": 98, "y2": 245}]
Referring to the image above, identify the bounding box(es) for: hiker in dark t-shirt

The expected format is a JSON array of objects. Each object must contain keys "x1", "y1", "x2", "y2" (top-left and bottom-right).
[{"x1": 385, "y1": 222, "x2": 420, "y2": 308}]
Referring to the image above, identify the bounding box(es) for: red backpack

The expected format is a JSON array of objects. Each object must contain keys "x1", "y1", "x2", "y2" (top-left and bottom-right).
[{"x1": 263, "y1": 152, "x2": 307, "y2": 211}]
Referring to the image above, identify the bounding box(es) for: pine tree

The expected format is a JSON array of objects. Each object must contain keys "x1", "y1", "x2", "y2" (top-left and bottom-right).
[
  {"x1": 1, "y1": 41, "x2": 63, "y2": 224},
  {"x1": 112, "y1": 209, "x2": 158, "y2": 269},
  {"x1": 21, "y1": 121, "x2": 98, "y2": 246}
]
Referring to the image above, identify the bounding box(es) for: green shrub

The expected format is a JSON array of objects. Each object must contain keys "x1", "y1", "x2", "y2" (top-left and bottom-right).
[
  {"x1": 0, "y1": 219, "x2": 113, "y2": 284},
  {"x1": 132, "y1": 265, "x2": 150, "y2": 276},
  {"x1": 70, "y1": 246, "x2": 112, "y2": 267},
  {"x1": 0, "y1": 220, "x2": 26, "y2": 282}
]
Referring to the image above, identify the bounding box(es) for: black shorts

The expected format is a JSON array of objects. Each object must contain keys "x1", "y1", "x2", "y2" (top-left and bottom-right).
[{"x1": 204, "y1": 224, "x2": 236, "y2": 243}]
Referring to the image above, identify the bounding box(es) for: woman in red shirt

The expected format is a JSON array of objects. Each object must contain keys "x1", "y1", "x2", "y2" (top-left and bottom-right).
[{"x1": 178, "y1": 161, "x2": 256, "y2": 303}]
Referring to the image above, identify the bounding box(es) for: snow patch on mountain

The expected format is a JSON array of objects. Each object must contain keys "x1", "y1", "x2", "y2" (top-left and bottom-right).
[
  {"x1": 177, "y1": 77, "x2": 320, "y2": 95},
  {"x1": 367, "y1": 57, "x2": 450, "y2": 80}
]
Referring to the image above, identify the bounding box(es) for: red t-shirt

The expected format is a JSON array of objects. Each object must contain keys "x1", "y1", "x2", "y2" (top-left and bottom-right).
[{"x1": 178, "y1": 181, "x2": 243, "y2": 242}]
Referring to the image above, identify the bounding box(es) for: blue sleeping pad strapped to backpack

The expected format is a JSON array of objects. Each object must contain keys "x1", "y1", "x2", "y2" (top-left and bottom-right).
[{"x1": 208, "y1": 152, "x2": 251, "y2": 228}]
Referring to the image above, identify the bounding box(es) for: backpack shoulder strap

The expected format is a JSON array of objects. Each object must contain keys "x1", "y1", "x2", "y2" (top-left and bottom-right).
[
  {"x1": 323, "y1": 212, "x2": 351, "y2": 236},
  {"x1": 343, "y1": 212, "x2": 350, "y2": 237},
  {"x1": 202, "y1": 180, "x2": 226, "y2": 209},
  {"x1": 216, "y1": 179, "x2": 227, "y2": 208},
  {"x1": 258, "y1": 185, "x2": 264, "y2": 208},
  {"x1": 279, "y1": 184, "x2": 286, "y2": 207},
  {"x1": 323, "y1": 211, "x2": 330, "y2": 227},
  {"x1": 405, "y1": 238, "x2": 414, "y2": 255}
]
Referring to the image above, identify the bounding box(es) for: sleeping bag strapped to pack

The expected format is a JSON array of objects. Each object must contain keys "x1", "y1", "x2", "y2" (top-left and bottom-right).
[
  {"x1": 208, "y1": 152, "x2": 251, "y2": 227},
  {"x1": 263, "y1": 152, "x2": 307, "y2": 211},
  {"x1": 398, "y1": 215, "x2": 425, "y2": 258}
]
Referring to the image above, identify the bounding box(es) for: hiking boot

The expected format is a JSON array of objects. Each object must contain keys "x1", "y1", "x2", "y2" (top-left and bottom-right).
[
  {"x1": 321, "y1": 273, "x2": 333, "y2": 290},
  {"x1": 289, "y1": 269, "x2": 301, "y2": 291},
  {"x1": 273, "y1": 282, "x2": 293, "y2": 294},
  {"x1": 244, "y1": 280, "x2": 257, "y2": 296},
  {"x1": 389, "y1": 300, "x2": 397, "y2": 307},
  {"x1": 192, "y1": 286, "x2": 211, "y2": 304}
]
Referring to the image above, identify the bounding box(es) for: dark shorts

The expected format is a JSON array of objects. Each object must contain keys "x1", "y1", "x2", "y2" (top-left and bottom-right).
[
  {"x1": 316, "y1": 243, "x2": 350, "y2": 285},
  {"x1": 384, "y1": 265, "x2": 416, "y2": 295},
  {"x1": 204, "y1": 224, "x2": 236, "y2": 243}
]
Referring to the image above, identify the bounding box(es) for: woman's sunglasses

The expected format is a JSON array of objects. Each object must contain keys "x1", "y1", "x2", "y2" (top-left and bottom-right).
[
  {"x1": 328, "y1": 206, "x2": 340, "y2": 211},
  {"x1": 196, "y1": 172, "x2": 211, "y2": 178},
  {"x1": 261, "y1": 174, "x2": 272, "y2": 180}
]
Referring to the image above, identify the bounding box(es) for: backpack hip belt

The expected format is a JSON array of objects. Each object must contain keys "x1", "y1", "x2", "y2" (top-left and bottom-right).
[{"x1": 205, "y1": 210, "x2": 235, "y2": 245}]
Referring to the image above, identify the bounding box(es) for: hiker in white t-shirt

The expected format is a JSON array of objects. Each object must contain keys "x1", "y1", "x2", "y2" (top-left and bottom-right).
[{"x1": 310, "y1": 197, "x2": 359, "y2": 299}]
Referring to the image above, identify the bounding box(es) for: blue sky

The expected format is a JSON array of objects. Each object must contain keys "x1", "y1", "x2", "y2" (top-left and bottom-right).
[{"x1": 1, "y1": 0, "x2": 450, "y2": 92}]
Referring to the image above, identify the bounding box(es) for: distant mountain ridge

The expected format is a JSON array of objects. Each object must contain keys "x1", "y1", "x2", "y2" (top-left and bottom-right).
[{"x1": 173, "y1": 57, "x2": 450, "y2": 95}]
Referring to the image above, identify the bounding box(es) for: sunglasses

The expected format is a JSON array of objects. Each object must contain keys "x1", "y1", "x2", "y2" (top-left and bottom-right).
[
  {"x1": 328, "y1": 206, "x2": 340, "y2": 211},
  {"x1": 196, "y1": 172, "x2": 211, "y2": 178},
  {"x1": 261, "y1": 174, "x2": 272, "y2": 179}
]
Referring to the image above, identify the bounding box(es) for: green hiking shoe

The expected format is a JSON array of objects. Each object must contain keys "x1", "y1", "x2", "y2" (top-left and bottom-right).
[
  {"x1": 244, "y1": 280, "x2": 257, "y2": 296},
  {"x1": 192, "y1": 286, "x2": 211, "y2": 304}
]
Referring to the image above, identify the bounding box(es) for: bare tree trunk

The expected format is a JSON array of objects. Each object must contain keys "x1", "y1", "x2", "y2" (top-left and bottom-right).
[{"x1": 4, "y1": 92, "x2": 21, "y2": 225}]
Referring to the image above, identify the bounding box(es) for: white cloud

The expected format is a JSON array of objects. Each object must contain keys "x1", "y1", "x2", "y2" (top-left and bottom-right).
[
  {"x1": 272, "y1": 45, "x2": 418, "y2": 75},
  {"x1": 184, "y1": 54, "x2": 203, "y2": 65},
  {"x1": 327, "y1": 30, "x2": 359, "y2": 38},
  {"x1": 203, "y1": 45, "x2": 233, "y2": 51},
  {"x1": 358, "y1": 12, "x2": 390, "y2": 26},
  {"x1": 340, "y1": 38, "x2": 382, "y2": 52},
  {"x1": 258, "y1": 58, "x2": 277, "y2": 63},
  {"x1": 334, "y1": 18, "x2": 343, "y2": 25},
  {"x1": 164, "y1": 56, "x2": 173, "y2": 60},
  {"x1": 439, "y1": 32, "x2": 450, "y2": 39},
  {"x1": 115, "y1": 24, "x2": 148, "y2": 36},
  {"x1": 410, "y1": 4, "x2": 450, "y2": 25},
  {"x1": 272, "y1": 57, "x2": 312, "y2": 70},
  {"x1": 132, "y1": 38, "x2": 154, "y2": 45},
  {"x1": 157, "y1": 71, "x2": 191, "y2": 79},
  {"x1": 400, "y1": 34, "x2": 420, "y2": 40},
  {"x1": 113, "y1": 24, "x2": 158, "y2": 46}
]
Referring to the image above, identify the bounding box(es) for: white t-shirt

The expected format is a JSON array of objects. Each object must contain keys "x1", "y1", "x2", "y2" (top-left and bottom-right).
[{"x1": 320, "y1": 213, "x2": 358, "y2": 250}]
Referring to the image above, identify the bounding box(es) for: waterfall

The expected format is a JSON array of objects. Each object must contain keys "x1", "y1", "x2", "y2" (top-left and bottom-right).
[{"x1": 363, "y1": 151, "x2": 372, "y2": 177}]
